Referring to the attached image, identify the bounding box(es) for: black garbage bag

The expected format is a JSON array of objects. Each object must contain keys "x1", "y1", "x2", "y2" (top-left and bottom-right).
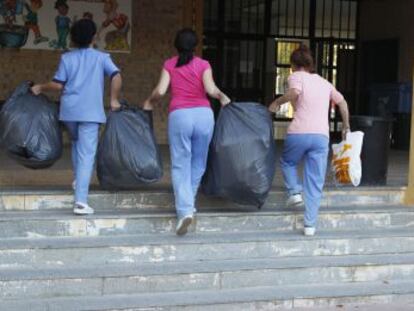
[
  {"x1": 0, "y1": 81, "x2": 63, "y2": 169},
  {"x1": 202, "y1": 102, "x2": 276, "y2": 207},
  {"x1": 97, "y1": 103, "x2": 163, "y2": 190}
]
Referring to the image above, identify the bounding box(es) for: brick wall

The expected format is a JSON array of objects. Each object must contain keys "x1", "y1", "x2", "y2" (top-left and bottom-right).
[{"x1": 0, "y1": 0, "x2": 201, "y2": 144}]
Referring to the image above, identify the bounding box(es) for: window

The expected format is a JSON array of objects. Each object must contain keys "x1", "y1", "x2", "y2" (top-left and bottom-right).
[
  {"x1": 271, "y1": 0, "x2": 311, "y2": 37},
  {"x1": 224, "y1": 0, "x2": 266, "y2": 34},
  {"x1": 275, "y1": 40, "x2": 303, "y2": 118},
  {"x1": 315, "y1": 0, "x2": 358, "y2": 39},
  {"x1": 315, "y1": 41, "x2": 356, "y2": 119},
  {"x1": 222, "y1": 39, "x2": 264, "y2": 101},
  {"x1": 204, "y1": 0, "x2": 219, "y2": 32},
  {"x1": 203, "y1": 0, "x2": 359, "y2": 111}
]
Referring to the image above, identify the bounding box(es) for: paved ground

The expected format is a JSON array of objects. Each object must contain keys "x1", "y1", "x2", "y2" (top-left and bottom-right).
[{"x1": 0, "y1": 143, "x2": 409, "y2": 189}]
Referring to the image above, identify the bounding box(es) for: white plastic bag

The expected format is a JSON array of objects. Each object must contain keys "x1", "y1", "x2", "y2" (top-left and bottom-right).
[{"x1": 331, "y1": 131, "x2": 364, "y2": 187}]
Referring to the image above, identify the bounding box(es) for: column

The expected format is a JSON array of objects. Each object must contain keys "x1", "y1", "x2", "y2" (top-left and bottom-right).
[
  {"x1": 404, "y1": 73, "x2": 414, "y2": 205},
  {"x1": 182, "y1": 0, "x2": 204, "y2": 55}
]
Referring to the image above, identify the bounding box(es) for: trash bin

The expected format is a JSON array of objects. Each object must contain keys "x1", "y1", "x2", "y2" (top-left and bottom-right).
[
  {"x1": 368, "y1": 83, "x2": 412, "y2": 116},
  {"x1": 392, "y1": 113, "x2": 411, "y2": 151},
  {"x1": 350, "y1": 116, "x2": 393, "y2": 186}
]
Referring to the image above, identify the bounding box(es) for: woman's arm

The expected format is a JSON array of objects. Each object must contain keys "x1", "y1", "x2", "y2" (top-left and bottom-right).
[
  {"x1": 110, "y1": 73, "x2": 122, "y2": 111},
  {"x1": 337, "y1": 99, "x2": 351, "y2": 140},
  {"x1": 202, "y1": 68, "x2": 231, "y2": 106},
  {"x1": 143, "y1": 69, "x2": 171, "y2": 110},
  {"x1": 268, "y1": 88, "x2": 300, "y2": 113},
  {"x1": 31, "y1": 81, "x2": 63, "y2": 95}
]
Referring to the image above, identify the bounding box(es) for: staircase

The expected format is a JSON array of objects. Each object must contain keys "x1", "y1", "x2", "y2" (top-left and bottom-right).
[{"x1": 1, "y1": 187, "x2": 414, "y2": 310}]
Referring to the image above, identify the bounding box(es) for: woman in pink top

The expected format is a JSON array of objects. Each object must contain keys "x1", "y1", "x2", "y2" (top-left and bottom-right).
[
  {"x1": 143, "y1": 29, "x2": 230, "y2": 236},
  {"x1": 269, "y1": 45, "x2": 350, "y2": 236}
]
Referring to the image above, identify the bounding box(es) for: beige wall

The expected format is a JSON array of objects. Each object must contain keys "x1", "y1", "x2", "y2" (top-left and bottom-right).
[
  {"x1": 0, "y1": 0, "x2": 202, "y2": 144},
  {"x1": 359, "y1": 0, "x2": 414, "y2": 82}
]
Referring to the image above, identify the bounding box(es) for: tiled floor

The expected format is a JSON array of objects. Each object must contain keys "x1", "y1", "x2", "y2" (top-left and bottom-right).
[{"x1": 0, "y1": 143, "x2": 409, "y2": 189}]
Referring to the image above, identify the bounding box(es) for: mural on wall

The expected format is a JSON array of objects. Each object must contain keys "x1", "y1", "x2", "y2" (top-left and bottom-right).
[{"x1": 0, "y1": 0, "x2": 131, "y2": 52}]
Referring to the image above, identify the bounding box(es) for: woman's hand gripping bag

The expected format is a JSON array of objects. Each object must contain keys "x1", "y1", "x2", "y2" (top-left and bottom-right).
[
  {"x1": 0, "y1": 81, "x2": 63, "y2": 169},
  {"x1": 97, "y1": 103, "x2": 163, "y2": 190},
  {"x1": 331, "y1": 131, "x2": 364, "y2": 186},
  {"x1": 202, "y1": 102, "x2": 276, "y2": 207}
]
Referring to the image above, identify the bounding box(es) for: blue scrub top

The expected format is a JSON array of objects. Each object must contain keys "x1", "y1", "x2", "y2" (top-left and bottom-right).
[{"x1": 53, "y1": 48, "x2": 120, "y2": 123}]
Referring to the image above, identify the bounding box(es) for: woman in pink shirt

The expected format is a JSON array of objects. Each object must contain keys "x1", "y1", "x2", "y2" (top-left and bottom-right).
[
  {"x1": 269, "y1": 45, "x2": 350, "y2": 236},
  {"x1": 143, "y1": 29, "x2": 230, "y2": 236}
]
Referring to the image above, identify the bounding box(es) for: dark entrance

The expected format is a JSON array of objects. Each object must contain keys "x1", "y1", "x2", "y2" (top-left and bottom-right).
[{"x1": 359, "y1": 39, "x2": 399, "y2": 114}]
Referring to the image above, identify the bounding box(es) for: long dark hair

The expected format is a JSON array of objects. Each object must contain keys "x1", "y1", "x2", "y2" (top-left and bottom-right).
[
  {"x1": 290, "y1": 44, "x2": 315, "y2": 73},
  {"x1": 174, "y1": 28, "x2": 198, "y2": 68}
]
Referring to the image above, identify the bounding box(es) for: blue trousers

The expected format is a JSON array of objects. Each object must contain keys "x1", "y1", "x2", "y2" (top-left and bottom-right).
[
  {"x1": 65, "y1": 122, "x2": 100, "y2": 205},
  {"x1": 168, "y1": 107, "x2": 214, "y2": 219},
  {"x1": 280, "y1": 134, "x2": 329, "y2": 227}
]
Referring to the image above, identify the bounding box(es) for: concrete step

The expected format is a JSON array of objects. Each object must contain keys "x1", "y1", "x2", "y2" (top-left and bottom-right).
[
  {"x1": 0, "y1": 205, "x2": 413, "y2": 238},
  {"x1": 288, "y1": 304, "x2": 414, "y2": 311},
  {"x1": 0, "y1": 187, "x2": 405, "y2": 211},
  {"x1": 1, "y1": 229, "x2": 414, "y2": 269},
  {"x1": 1, "y1": 253, "x2": 414, "y2": 300},
  {"x1": 2, "y1": 279, "x2": 414, "y2": 311}
]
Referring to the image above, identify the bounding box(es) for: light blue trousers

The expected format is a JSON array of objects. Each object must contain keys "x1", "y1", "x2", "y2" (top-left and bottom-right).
[
  {"x1": 168, "y1": 107, "x2": 214, "y2": 219},
  {"x1": 65, "y1": 122, "x2": 100, "y2": 205},
  {"x1": 280, "y1": 134, "x2": 329, "y2": 227}
]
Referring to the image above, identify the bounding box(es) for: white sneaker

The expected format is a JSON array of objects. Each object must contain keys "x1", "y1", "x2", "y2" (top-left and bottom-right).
[
  {"x1": 73, "y1": 202, "x2": 94, "y2": 215},
  {"x1": 287, "y1": 194, "x2": 303, "y2": 207},
  {"x1": 304, "y1": 227, "x2": 316, "y2": 236},
  {"x1": 176, "y1": 215, "x2": 193, "y2": 236}
]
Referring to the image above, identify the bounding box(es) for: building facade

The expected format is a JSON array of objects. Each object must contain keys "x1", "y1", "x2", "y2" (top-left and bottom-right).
[{"x1": 0, "y1": 0, "x2": 413, "y2": 202}]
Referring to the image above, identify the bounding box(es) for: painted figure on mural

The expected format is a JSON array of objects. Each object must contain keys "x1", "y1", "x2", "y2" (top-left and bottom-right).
[
  {"x1": 1, "y1": 0, "x2": 132, "y2": 50},
  {"x1": 98, "y1": 0, "x2": 130, "y2": 51},
  {"x1": 49, "y1": 0, "x2": 70, "y2": 50},
  {"x1": 0, "y1": 0, "x2": 26, "y2": 48},
  {"x1": 0, "y1": 0, "x2": 24, "y2": 27},
  {"x1": 2, "y1": 0, "x2": 17, "y2": 27},
  {"x1": 24, "y1": 0, "x2": 48, "y2": 45}
]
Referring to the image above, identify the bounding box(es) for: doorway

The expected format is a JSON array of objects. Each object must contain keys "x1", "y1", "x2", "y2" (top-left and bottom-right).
[{"x1": 359, "y1": 39, "x2": 399, "y2": 114}]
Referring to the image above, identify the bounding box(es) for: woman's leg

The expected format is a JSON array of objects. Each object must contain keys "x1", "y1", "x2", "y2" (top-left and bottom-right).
[
  {"x1": 303, "y1": 135, "x2": 329, "y2": 227},
  {"x1": 64, "y1": 122, "x2": 79, "y2": 183},
  {"x1": 280, "y1": 134, "x2": 308, "y2": 197},
  {"x1": 168, "y1": 110, "x2": 194, "y2": 219},
  {"x1": 190, "y1": 108, "x2": 215, "y2": 200},
  {"x1": 74, "y1": 122, "x2": 100, "y2": 205}
]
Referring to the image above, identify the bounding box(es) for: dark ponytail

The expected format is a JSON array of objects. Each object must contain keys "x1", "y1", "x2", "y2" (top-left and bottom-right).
[{"x1": 174, "y1": 28, "x2": 198, "y2": 67}]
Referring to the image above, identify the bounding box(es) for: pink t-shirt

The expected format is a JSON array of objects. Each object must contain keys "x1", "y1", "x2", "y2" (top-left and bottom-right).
[
  {"x1": 287, "y1": 71, "x2": 344, "y2": 137},
  {"x1": 163, "y1": 56, "x2": 211, "y2": 113}
]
